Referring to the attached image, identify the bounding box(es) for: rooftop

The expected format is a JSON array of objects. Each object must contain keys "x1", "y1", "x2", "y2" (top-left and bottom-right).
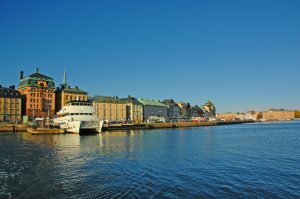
[
  {"x1": 0, "y1": 86, "x2": 21, "y2": 98},
  {"x1": 92, "y1": 96, "x2": 126, "y2": 104},
  {"x1": 138, "y1": 98, "x2": 167, "y2": 107}
]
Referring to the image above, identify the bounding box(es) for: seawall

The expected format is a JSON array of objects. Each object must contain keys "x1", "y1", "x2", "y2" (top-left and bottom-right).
[{"x1": 102, "y1": 120, "x2": 255, "y2": 131}]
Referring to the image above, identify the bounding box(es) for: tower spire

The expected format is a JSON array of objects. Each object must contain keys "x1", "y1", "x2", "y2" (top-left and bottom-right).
[{"x1": 63, "y1": 69, "x2": 67, "y2": 85}]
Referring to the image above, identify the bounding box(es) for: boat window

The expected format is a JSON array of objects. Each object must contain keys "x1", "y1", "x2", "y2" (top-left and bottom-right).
[
  {"x1": 70, "y1": 113, "x2": 75, "y2": 115},
  {"x1": 80, "y1": 103, "x2": 83, "y2": 106},
  {"x1": 75, "y1": 113, "x2": 79, "y2": 115},
  {"x1": 80, "y1": 113, "x2": 84, "y2": 115},
  {"x1": 89, "y1": 113, "x2": 92, "y2": 115}
]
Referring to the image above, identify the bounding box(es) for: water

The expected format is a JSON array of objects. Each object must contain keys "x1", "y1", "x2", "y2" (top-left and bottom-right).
[{"x1": 1, "y1": 122, "x2": 300, "y2": 198}]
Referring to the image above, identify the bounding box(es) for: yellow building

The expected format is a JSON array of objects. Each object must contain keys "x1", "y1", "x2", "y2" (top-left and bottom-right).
[
  {"x1": 262, "y1": 109, "x2": 295, "y2": 121},
  {"x1": 93, "y1": 96, "x2": 127, "y2": 122},
  {"x1": 0, "y1": 85, "x2": 22, "y2": 122},
  {"x1": 55, "y1": 71, "x2": 88, "y2": 112},
  {"x1": 120, "y1": 96, "x2": 143, "y2": 123},
  {"x1": 217, "y1": 113, "x2": 239, "y2": 121}
]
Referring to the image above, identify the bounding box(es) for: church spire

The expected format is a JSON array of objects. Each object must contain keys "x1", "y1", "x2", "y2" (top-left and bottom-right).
[
  {"x1": 61, "y1": 69, "x2": 68, "y2": 88},
  {"x1": 63, "y1": 69, "x2": 67, "y2": 85}
]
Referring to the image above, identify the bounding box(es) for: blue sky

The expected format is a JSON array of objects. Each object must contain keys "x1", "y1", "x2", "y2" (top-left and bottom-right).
[{"x1": 0, "y1": 0, "x2": 299, "y2": 113}]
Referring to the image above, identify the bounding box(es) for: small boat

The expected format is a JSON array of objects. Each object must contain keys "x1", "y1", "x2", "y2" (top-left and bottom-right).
[{"x1": 54, "y1": 101, "x2": 103, "y2": 134}]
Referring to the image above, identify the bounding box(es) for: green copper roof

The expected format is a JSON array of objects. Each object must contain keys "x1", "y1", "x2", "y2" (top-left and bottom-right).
[
  {"x1": 93, "y1": 96, "x2": 126, "y2": 104},
  {"x1": 29, "y1": 72, "x2": 52, "y2": 79},
  {"x1": 18, "y1": 69, "x2": 55, "y2": 89},
  {"x1": 138, "y1": 98, "x2": 167, "y2": 107},
  {"x1": 62, "y1": 87, "x2": 87, "y2": 94}
]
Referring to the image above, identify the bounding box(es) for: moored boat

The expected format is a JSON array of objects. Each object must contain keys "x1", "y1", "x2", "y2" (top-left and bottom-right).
[{"x1": 54, "y1": 101, "x2": 103, "y2": 134}]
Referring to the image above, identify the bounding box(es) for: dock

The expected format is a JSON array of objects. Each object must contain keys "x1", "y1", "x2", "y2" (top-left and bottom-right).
[
  {"x1": 0, "y1": 124, "x2": 27, "y2": 132},
  {"x1": 27, "y1": 127, "x2": 65, "y2": 135}
]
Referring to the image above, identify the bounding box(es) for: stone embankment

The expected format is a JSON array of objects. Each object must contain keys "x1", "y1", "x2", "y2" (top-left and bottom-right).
[
  {"x1": 102, "y1": 121, "x2": 255, "y2": 131},
  {"x1": 0, "y1": 124, "x2": 27, "y2": 132},
  {"x1": 0, "y1": 120, "x2": 256, "y2": 134},
  {"x1": 27, "y1": 127, "x2": 65, "y2": 134}
]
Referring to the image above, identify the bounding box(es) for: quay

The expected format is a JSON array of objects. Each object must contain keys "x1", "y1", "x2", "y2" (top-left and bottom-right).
[
  {"x1": 0, "y1": 124, "x2": 27, "y2": 132},
  {"x1": 0, "y1": 120, "x2": 256, "y2": 134},
  {"x1": 27, "y1": 127, "x2": 65, "y2": 135},
  {"x1": 102, "y1": 120, "x2": 255, "y2": 131}
]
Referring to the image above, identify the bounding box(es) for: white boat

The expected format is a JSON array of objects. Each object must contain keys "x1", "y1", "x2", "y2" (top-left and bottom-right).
[{"x1": 54, "y1": 101, "x2": 104, "y2": 134}]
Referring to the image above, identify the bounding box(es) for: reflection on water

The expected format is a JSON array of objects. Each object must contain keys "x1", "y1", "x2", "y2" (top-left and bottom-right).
[{"x1": 1, "y1": 122, "x2": 300, "y2": 198}]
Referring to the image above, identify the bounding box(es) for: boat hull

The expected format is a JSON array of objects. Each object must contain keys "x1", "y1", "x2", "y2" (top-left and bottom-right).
[{"x1": 62, "y1": 120, "x2": 104, "y2": 134}]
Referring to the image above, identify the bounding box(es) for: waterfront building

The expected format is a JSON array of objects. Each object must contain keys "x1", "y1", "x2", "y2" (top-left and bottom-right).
[
  {"x1": 0, "y1": 85, "x2": 22, "y2": 122},
  {"x1": 18, "y1": 68, "x2": 56, "y2": 119},
  {"x1": 55, "y1": 71, "x2": 88, "y2": 113},
  {"x1": 177, "y1": 102, "x2": 191, "y2": 121},
  {"x1": 202, "y1": 100, "x2": 216, "y2": 119},
  {"x1": 217, "y1": 113, "x2": 239, "y2": 121},
  {"x1": 92, "y1": 96, "x2": 127, "y2": 122},
  {"x1": 120, "y1": 96, "x2": 143, "y2": 123},
  {"x1": 244, "y1": 111, "x2": 262, "y2": 121},
  {"x1": 138, "y1": 98, "x2": 168, "y2": 123},
  {"x1": 262, "y1": 109, "x2": 295, "y2": 121},
  {"x1": 295, "y1": 110, "x2": 300, "y2": 118},
  {"x1": 162, "y1": 99, "x2": 180, "y2": 122},
  {"x1": 190, "y1": 105, "x2": 204, "y2": 117}
]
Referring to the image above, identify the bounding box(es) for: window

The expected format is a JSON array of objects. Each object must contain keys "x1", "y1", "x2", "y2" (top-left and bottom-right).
[{"x1": 66, "y1": 95, "x2": 69, "y2": 100}]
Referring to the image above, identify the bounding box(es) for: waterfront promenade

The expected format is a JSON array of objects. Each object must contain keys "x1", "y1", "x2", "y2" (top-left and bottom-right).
[{"x1": 0, "y1": 120, "x2": 255, "y2": 134}]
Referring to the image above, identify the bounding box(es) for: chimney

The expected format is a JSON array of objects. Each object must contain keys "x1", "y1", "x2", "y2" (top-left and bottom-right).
[
  {"x1": 75, "y1": 86, "x2": 78, "y2": 89},
  {"x1": 0, "y1": 85, "x2": 2, "y2": 88},
  {"x1": 35, "y1": 68, "x2": 39, "y2": 73},
  {"x1": 20, "y1": 71, "x2": 24, "y2": 80}
]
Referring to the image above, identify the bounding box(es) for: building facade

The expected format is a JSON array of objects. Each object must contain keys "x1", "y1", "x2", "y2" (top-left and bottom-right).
[
  {"x1": 18, "y1": 68, "x2": 56, "y2": 119},
  {"x1": 138, "y1": 98, "x2": 168, "y2": 123},
  {"x1": 217, "y1": 113, "x2": 239, "y2": 121},
  {"x1": 190, "y1": 105, "x2": 204, "y2": 118},
  {"x1": 120, "y1": 96, "x2": 143, "y2": 123},
  {"x1": 177, "y1": 102, "x2": 191, "y2": 121},
  {"x1": 0, "y1": 85, "x2": 22, "y2": 122},
  {"x1": 162, "y1": 99, "x2": 180, "y2": 122},
  {"x1": 262, "y1": 109, "x2": 295, "y2": 121},
  {"x1": 202, "y1": 100, "x2": 216, "y2": 119},
  {"x1": 92, "y1": 96, "x2": 127, "y2": 122},
  {"x1": 55, "y1": 71, "x2": 88, "y2": 112}
]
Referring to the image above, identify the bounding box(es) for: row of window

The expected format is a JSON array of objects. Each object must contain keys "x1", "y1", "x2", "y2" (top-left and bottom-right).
[
  {"x1": 69, "y1": 102, "x2": 91, "y2": 106},
  {"x1": 0, "y1": 104, "x2": 19, "y2": 108},
  {"x1": 0, "y1": 98, "x2": 20, "y2": 102},
  {"x1": 70, "y1": 113, "x2": 93, "y2": 115},
  {"x1": 29, "y1": 98, "x2": 53, "y2": 103},
  {"x1": 65, "y1": 95, "x2": 86, "y2": 101},
  {"x1": 29, "y1": 104, "x2": 52, "y2": 109},
  {"x1": 30, "y1": 87, "x2": 54, "y2": 92},
  {"x1": 0, "y1": 110, "x2": 19, "y2": 114},
  {"x1": 0, "y1": 92, "x2": 20, "y2": 96},
  {"x1": 96, "y1": 103, "x2": 126, "y2": 108},
  {"x1": 30, "y1": 93, "x2": 53, "y2": 98}
]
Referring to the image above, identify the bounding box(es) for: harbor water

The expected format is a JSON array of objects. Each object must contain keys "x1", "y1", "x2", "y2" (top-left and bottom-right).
[{"x1": 1, "y1": 122, "x2": 300, "y2": 198}]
